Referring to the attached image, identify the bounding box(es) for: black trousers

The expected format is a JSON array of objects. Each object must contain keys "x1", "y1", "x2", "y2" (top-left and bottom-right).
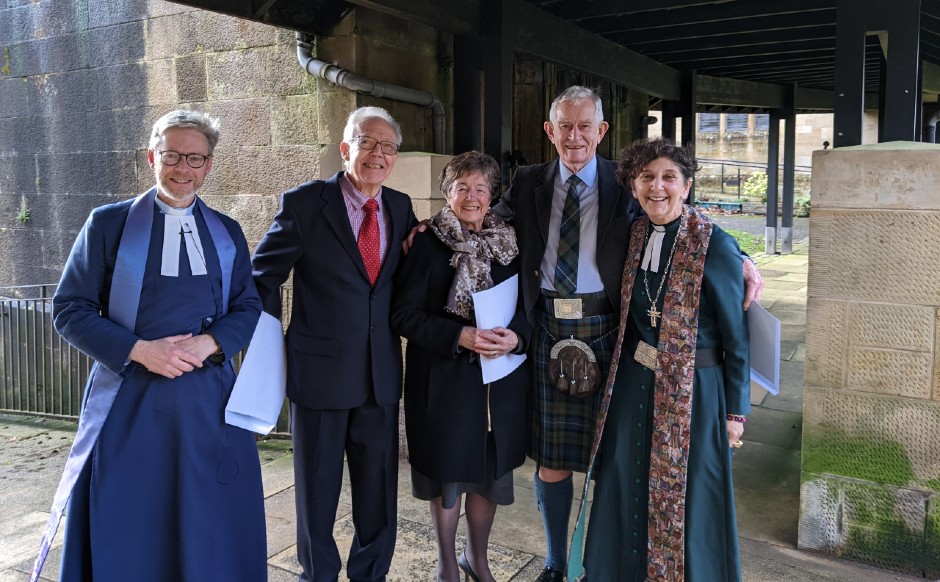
[{"x1": 291, "y1": 393, "x2": 399, "y2": 582}]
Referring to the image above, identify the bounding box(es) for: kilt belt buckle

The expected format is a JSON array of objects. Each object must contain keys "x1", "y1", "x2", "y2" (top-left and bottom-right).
[
  {"x1": 553, "y1": 298, "x2": 583, "y2": 319},
  {"x1": 634, "y1": 340, "x2": 658, "y2": 371}
]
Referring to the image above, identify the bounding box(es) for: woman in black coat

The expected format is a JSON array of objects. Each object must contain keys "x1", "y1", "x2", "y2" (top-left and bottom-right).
[{"x1": 392, "y1": 151, "x2": 531, "y2": 582}]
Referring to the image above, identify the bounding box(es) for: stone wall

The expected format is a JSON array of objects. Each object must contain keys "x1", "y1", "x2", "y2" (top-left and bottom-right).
[
  {"x1": 0, "y1": 0, "x2": 446, "y2": 289},
  {"x1": 800, "y1": 143, "x2": 940, "y2": 576}
]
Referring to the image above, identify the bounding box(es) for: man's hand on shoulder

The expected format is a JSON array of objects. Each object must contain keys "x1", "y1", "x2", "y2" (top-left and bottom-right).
[
  {"x1": 129, "y1": 334, "x2": 204, "y2": 379},
  {"x1": 742, "y1": 259, "x2": 765, "y2": 310},
  {"x1": 402, "y1": 219, "x2": 430, "y2": 255}
]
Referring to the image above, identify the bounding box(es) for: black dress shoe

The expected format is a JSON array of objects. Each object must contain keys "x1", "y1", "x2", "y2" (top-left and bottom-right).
[
  {"x1": 458, "y1": 551, "x2": 482, "y2": 582},
  {"x1": 535, "y1": 567, "x2": 564, "y2": 582}
]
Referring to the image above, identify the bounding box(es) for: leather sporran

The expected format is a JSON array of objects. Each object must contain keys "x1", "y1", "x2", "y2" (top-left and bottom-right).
[{"x1": 549, "y1": 337, "x2": 600, "y2": 398}]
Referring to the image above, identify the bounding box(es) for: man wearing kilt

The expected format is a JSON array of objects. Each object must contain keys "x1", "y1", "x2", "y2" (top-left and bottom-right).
[
  {"x1": 492, "y1": 86, "x2": 638, "y2": 582},
  {"x1": 492, "y1": 86, "x2": 764, "y2": 582}
]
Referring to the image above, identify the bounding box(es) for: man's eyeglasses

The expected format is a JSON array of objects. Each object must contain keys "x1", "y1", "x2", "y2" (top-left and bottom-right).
[
  {"x1": 350, "y1": 136, "x2": 400, "y2": 156},
  {"x1": 158, "y1": 150, "x2": 211, "y2": 168}
]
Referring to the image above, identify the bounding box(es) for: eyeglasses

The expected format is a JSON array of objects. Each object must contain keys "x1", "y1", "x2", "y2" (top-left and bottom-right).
[
  {"x1": 157, "y1": 150, "x2": 211, "y2": 168},
  {"x1": 350, "y1": 135, "x2": 400, "y2": 156}
]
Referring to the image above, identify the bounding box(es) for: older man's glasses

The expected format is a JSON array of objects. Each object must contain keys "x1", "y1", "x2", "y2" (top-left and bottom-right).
[
  {"x1": 158, "y1": 150, "x2": 211, "y2": 168},
  {"x1": 351, "y1": 136, "x2": 400, "y2": 156}
]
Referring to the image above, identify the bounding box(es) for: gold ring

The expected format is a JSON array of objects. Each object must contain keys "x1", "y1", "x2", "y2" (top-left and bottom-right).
[{"x1": 731, "y1": 441, "x2": 744, "y2": 449}]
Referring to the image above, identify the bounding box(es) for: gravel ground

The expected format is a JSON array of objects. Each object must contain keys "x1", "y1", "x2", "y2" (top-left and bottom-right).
[{"x1": 704, "y1": 213, "x2": 810, "y2": 243}]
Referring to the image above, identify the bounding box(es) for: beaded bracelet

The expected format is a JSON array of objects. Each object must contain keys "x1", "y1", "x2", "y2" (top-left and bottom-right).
[{"x1": 726, "y1": 413, "x2": 747, "y2": 423}]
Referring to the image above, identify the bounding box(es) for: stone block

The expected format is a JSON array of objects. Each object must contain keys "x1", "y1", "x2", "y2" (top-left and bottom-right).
[
  {"x1": 202, "y1": 194, "x2": 279, "y2": 243},
  {"x1": 813, "y1": 145, "x2": 940, "y2": 211},
  {"x1": 7, "y1": 116, "x2": 48, "y2": 154},
  {"x1": 175, "y1": 54, "x2": 207, "y2": 102},
  {"x1": 87, "y1": 107, "x2": 159, "y2": 153},
  {"x1": 235, "y1": 145, "x2": 323, "y2": 195},
  {"x1": 800, "y1": 474, "x2": 937, "y2": 575},
  {"x1": 5, "y1": 39, "x2": 41, "y2": 79},
  {"x1": 317, "y1": 91, "x2": 357, "y2": 145},
  {"x1": 34, "y1": 0, "x2": 82, "y2": 38},
  {"x1": 385, "y1": 153, "x2": 452, "y2": 201},
  {"x1": 27, "y1": 70, "x2": 97, "y2": 117},
  {"x1": 804, "y1": 298, "x2": 847, "y2": 388},
  {"x1": 0, "y1": 4, "x2": 35, "y2": 45},
  {"x1": 926, "y1": 498, "x2": 940, "y2": 577},
  {"x1": 0, "y1": 78, "x2": 28, "y2": 116},
  {"x1": 200, "y1": 99, "x2": 271, "y2": 148},
  {"x1": 0, "y1": 153, "x2": 37, "y2": 196},
  {"x1": 32, "y1": 32, "x2": 90, "y2": 74},
  {"x1": 805, "y1": 390, "x2": 940, "y2": 484},
  {"x1": 4, "y1": 193, "x2": 113, "y2": 232},
  {"x1": 271, "y1": 94, "x2": 319, "y2": 146},
  {"x1": 95, "y1": 60, "x2": 177, "y2": 109},
  {"x1": 846, "y1": 348, "x2": 932, "y2": 398},
  {"x1": 819, "y1": 211, "x2": 940, "y2": 305},
  {"x1": 35, "y1": 151, "x2": 137, "y2": 196},
  {"x1": 848, "y1": 303, "x2": 934, "y2": 351},
  {"x1": 206, "y1": 48, "x2": 274, "y2": 100},
  {"x1": 87, "y1": 20, "x2": 147, "y2": 67}
]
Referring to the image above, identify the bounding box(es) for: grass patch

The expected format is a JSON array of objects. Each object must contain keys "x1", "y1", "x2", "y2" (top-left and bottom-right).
[{"x1": 723, "y1": 227, "x2": 764, "y2": 256}]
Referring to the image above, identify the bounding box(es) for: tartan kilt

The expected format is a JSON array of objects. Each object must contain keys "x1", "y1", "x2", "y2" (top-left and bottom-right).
[{"x1": 527, "y1": 291, "x2": 617, "y2": 472}]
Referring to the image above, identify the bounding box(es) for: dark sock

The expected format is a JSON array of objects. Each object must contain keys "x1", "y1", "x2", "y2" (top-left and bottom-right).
[{"x1": 534, "y1": 471, "x2": 573, "y2": 570}]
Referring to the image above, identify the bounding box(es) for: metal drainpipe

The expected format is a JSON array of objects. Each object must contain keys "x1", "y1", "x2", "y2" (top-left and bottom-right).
[
  {"x1": 295, "y1": 32, "x2": 445, "y2": 154},
  {"x1": 926, "y1": 110, "x2": 939, "y2": 144}
]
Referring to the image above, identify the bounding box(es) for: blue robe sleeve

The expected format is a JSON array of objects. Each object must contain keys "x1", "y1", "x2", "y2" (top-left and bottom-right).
[
  {"x1": 703, "y1": 226, "x2": 751, "y2": 416},
  {"x1": 53, "y1": 208, "x2": 141, "y2": 377},
  {"x1": 204, "y1": 218, "x2": 262, "y2": 361}
]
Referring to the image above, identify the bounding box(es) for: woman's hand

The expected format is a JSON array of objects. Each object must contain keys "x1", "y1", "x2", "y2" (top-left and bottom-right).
[
  {"x1": 459, "y1": 326, "x2": 519, "y2": 358},
  {"x1": 726, "y1": 419, "x2": 745, "y2": 448}
]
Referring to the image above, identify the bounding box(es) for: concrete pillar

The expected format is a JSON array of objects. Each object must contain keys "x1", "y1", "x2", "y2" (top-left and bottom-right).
[{"x1": 800, "y1": 142, "x2": 940, "y2": 576}]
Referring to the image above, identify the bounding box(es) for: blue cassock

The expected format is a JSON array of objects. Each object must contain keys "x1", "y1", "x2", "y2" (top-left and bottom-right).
[{"x1": 50, "y1": 192, "x2": 266, "y2": 581}]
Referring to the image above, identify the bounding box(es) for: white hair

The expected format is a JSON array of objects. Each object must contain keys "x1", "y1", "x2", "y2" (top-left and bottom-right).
[
  {"x1": 548, "y1": 85, "x2": 604, "y2": 125},
  {"x1": 342, "y1": 106, "x2": 402, "y2": 144}
]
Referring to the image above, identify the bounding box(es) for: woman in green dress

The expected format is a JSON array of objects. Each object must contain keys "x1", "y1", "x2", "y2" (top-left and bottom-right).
[{"x1": 569, "y1": 138, "x2": 750, "y2": 581}]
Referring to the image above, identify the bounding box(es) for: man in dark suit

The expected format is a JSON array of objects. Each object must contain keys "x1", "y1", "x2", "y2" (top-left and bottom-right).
[
  {"x1": 492, "y1": 86, "x2": 764, "y2": 581},
  {"x1": 252, "y1": 106, "x2": 417, "y2": 582}
]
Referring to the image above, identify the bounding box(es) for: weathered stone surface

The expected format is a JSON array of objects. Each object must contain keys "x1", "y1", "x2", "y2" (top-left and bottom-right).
[
  {"x1": 813, "y1": 146, "x2": 940, "y2": 210},
  {"x1": 27, "y1": 70, "x2": 97, "y2": 117},
  {"x1": 35, "y1": 151, "x2": 137, "y2": 196},
  {"x1": 0, "y1": 78, "x2": 28, "y2": 117},
  {"x1": 175, "y1": 54, "x2": 207, "y2": 102},
  {"x1": 848, "y1": 303, "x2": 934, "y2": 352},
  {"x1": 235, "y1": 145, "x2": 323, "y2": 195},
  {"x1": 201, "y1": 98, "x2": 272, "y2": 148},
  {"x1": 206, "y1": 46, "x2": 311, "y2": 101},
  {"x1": 385, "y1": 153, "x2": 452, "y2": 201},
  {"x1": 87, "y1": 107, "x2": 159, "y2": 153},
  {"x1": 846, "y1": 348, "x2": 932, "y2": 398},
  {"x1": 317, "y1": 90, "x2": 356, "y2": 145},
  {"x1": 96, "y1": 60, "x2": 177, "y2": 109},
  {"x1": 270, "y1": 94, "x2": 319, "y2": 146},
  {"x1": 87, "y1": 20, "x2": 147, "y2": 67},
  {"x1": 87, "y1": 0, "x2": 192, "y2": 30},
  {"x1": 804, "y1": 298, "x2": 847, "y2": 389}
]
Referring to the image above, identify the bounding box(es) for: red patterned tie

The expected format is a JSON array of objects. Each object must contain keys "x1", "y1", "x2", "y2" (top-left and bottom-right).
[{"x1": 358, "y1": 198, "x2": 380, "y2": 285}]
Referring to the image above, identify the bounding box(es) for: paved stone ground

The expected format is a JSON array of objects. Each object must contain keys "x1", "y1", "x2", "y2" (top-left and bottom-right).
[{"x1": 0, "y1": 234, "x2": 932, "y2": 581}]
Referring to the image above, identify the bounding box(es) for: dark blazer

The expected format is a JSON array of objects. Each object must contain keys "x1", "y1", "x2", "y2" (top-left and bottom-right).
[
  {"x1": 492, "y1": 156, "x2": 641, "y2": 324},
  {"x1": 252, "y1": 172, "x2": 418, "y2": 410},
  {"x1": 391, "y1": 228, "x2": 532, "y2": 483}
]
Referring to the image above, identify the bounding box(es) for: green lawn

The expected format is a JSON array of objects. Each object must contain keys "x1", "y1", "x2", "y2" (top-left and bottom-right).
[{"x1": 723, "y1": 227, "x2": 765, "y2": 256}]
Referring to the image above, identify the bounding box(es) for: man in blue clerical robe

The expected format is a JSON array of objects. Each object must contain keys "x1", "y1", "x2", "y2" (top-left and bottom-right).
[{"x1": 31, "y1": 110, "x2": 266, "y2": 582}]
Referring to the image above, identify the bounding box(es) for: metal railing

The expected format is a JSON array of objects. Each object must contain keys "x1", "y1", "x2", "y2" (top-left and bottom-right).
[
  {"x1": 696, "y1": 157, "x2": 813, "y2": 199},
  {"x1": 0, "y1": 284, "x2": 294, "y2": 436}
]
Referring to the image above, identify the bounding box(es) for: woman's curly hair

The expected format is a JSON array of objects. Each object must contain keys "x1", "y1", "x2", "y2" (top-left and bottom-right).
[{"x1": 616, "y1": 137, "x2": 700, "y2": 186}]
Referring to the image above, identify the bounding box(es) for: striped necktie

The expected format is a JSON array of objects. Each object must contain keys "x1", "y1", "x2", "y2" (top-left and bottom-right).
[{"x1": 553, "y1": 174, "x2": 582, "y2": 295}]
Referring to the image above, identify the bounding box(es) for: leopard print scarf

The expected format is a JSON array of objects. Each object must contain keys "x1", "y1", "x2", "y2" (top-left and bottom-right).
[{"x1": 429, "y1": 206, "x2": 519, "y2": 320}]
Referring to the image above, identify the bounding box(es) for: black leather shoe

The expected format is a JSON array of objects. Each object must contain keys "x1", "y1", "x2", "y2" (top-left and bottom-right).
[{"x1": 535, "y1": 567, "x2": 564, "y2": 582}]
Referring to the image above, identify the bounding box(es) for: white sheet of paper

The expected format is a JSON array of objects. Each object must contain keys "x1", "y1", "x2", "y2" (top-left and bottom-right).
[
  {"x1": 471, "y1": 274, "x2": 527, "y2": 384},
  {"x1": 747, "y1": 301, "x2": 781, "y2": 394},
  {"x1": 225, "y1": 311, "x2": 287, "y2": 434}
]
